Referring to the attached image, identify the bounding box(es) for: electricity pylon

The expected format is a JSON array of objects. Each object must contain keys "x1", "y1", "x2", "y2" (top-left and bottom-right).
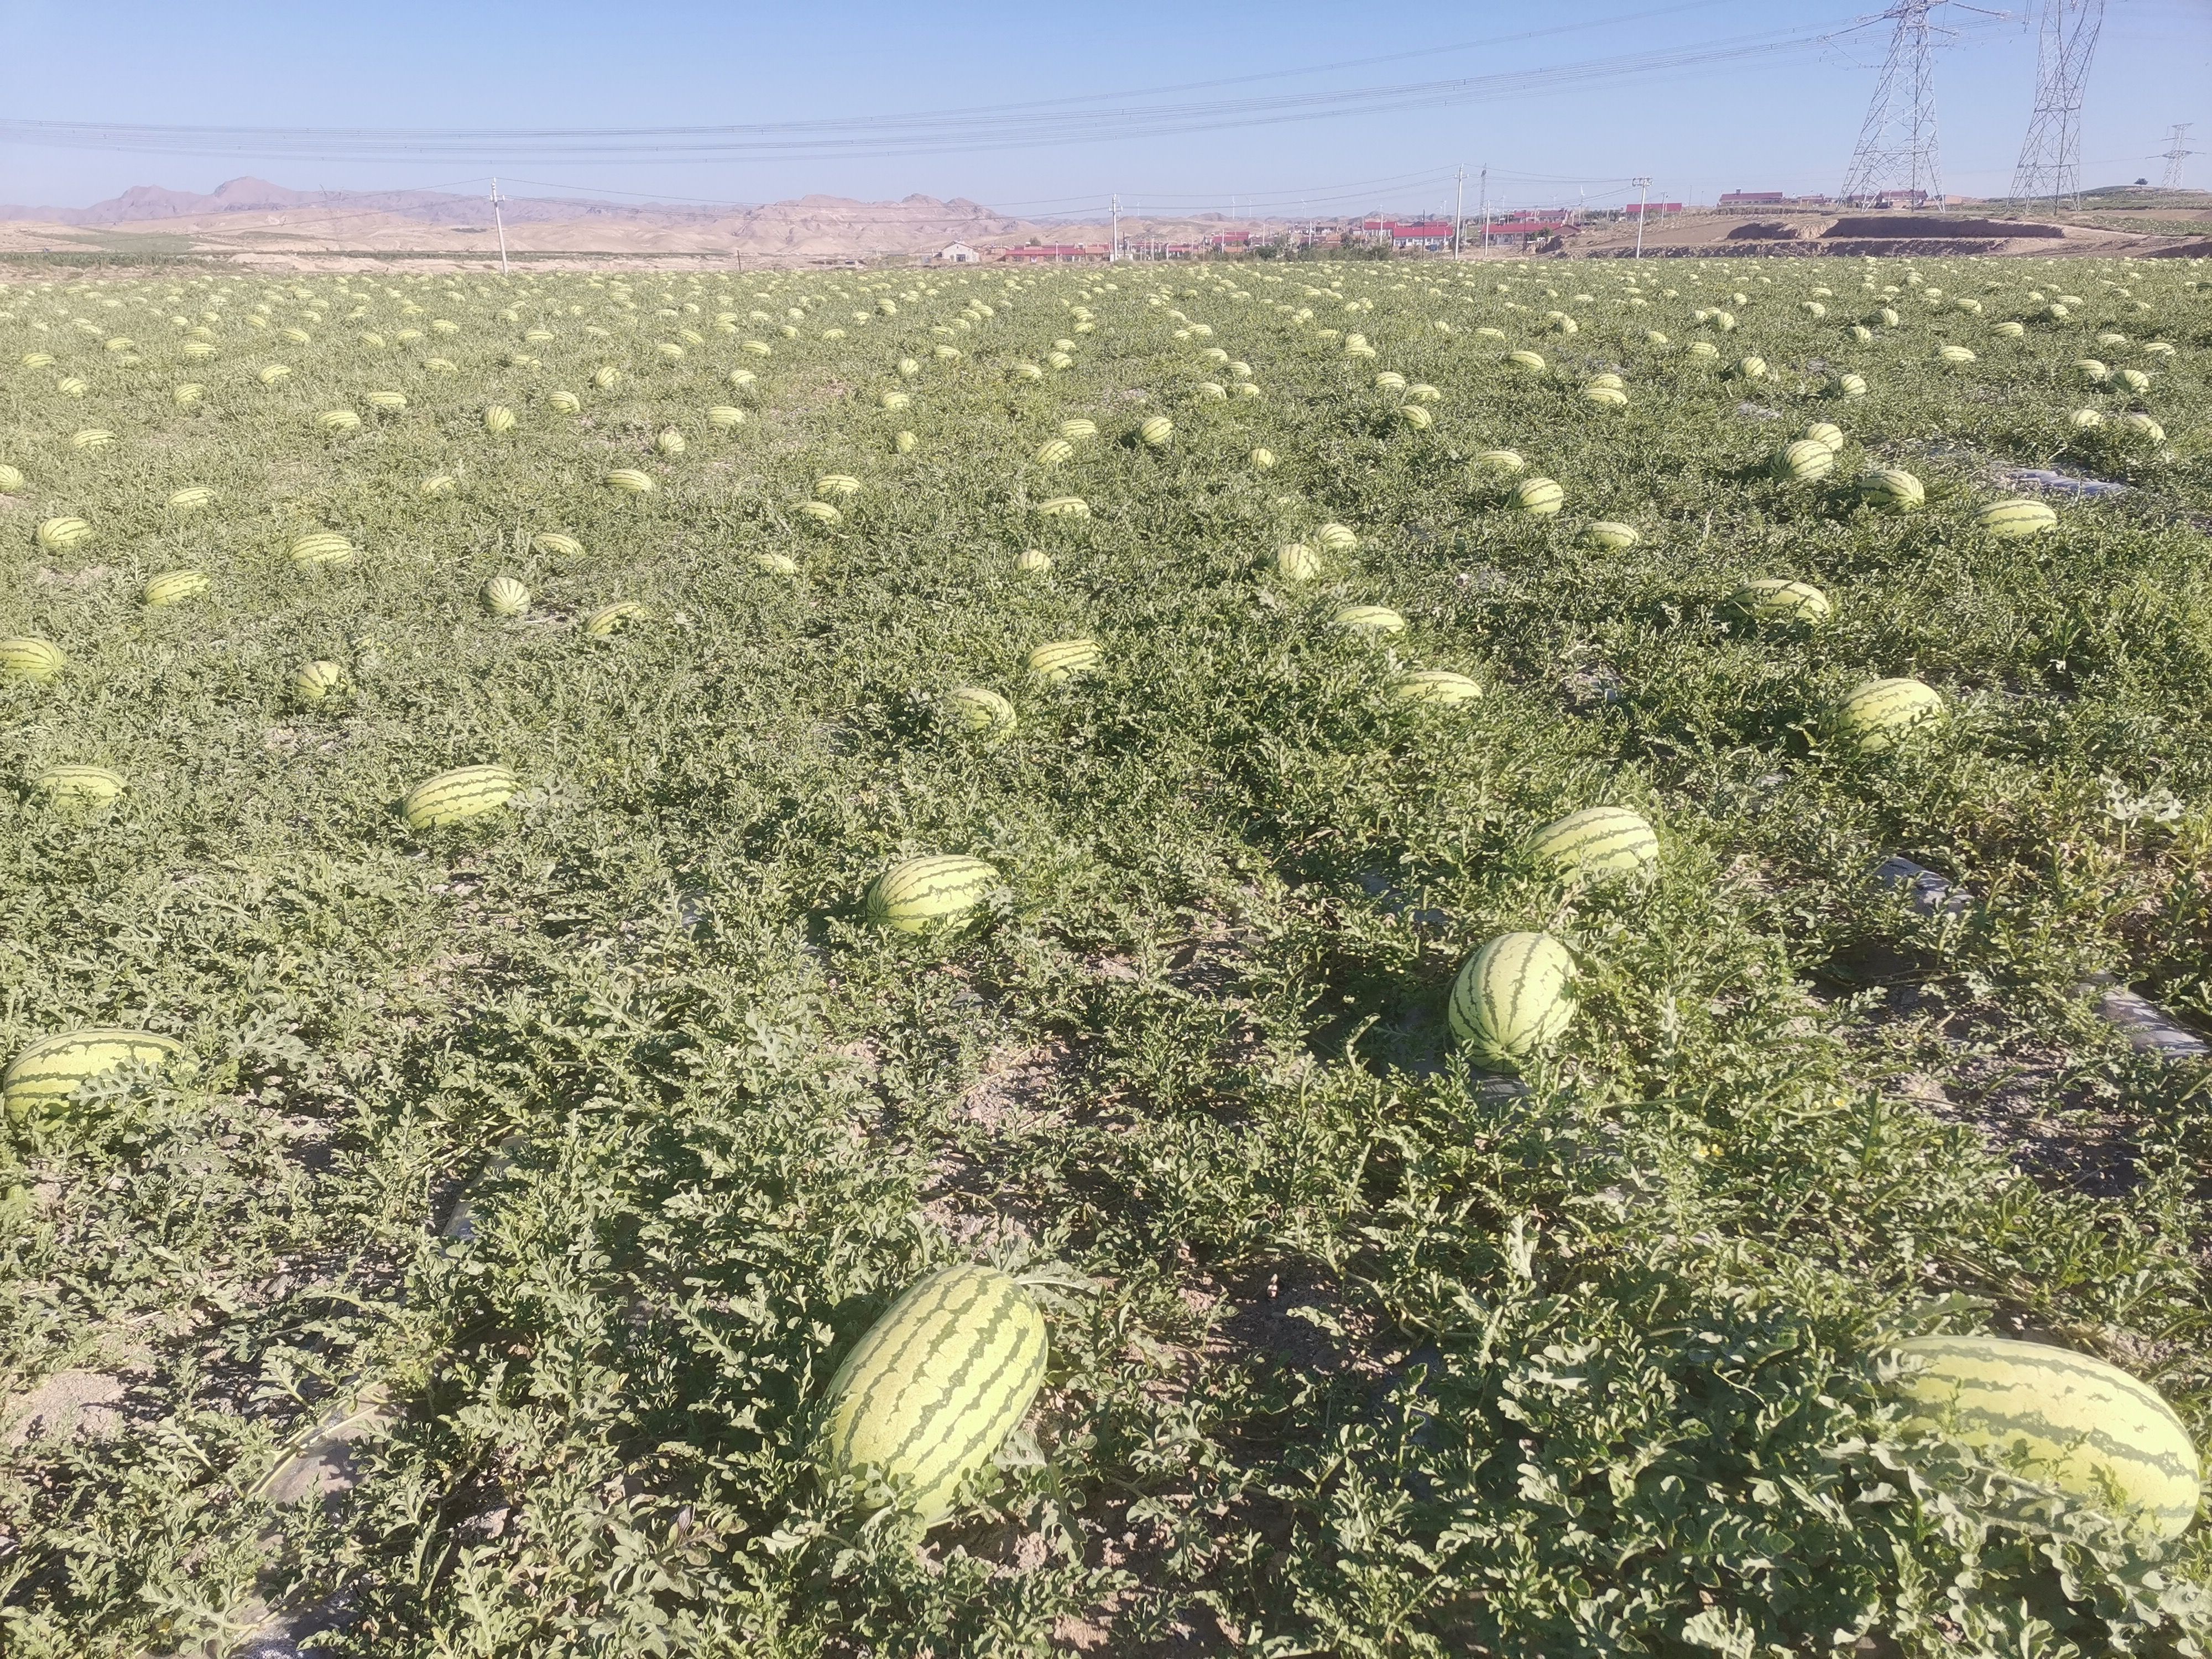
[
  {"x1": 1841, "y1": 1, "x2": 1944, "y2": 208},
  {"x1": 2161, "y1": 124, "x2": 2197, "y2": 192},
  {"x1": 2010, "y1": 0, "x2": 2106, "y2": 206}
]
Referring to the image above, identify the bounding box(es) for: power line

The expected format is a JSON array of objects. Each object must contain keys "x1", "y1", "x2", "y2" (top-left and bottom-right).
[{"x1": 0, "y1": 20, "x2": 1856, "y2": 165}]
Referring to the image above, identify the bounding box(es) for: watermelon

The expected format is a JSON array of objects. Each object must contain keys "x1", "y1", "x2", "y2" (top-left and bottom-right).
[
  {"x1": 290, "y1": 531, "x2": 357, "y2": 568},
  {"x1": 1059, "y1": 419, "x2": 1097, "y2": 441},
  {"x1": 0, "y1": 466, "x2": 22, "y2": 493},
  {"x1": 1034, "y1": 437, "x2": 1074, "y2": 466},
  {"x1": 36, "y1": 517, "x2": 93, "y2": 554},
  {"x1": 4, "y1": 1029, "x2": 186, "y2": 1118},
  {"x1": 1860, "y1": 469, "x2": 1925, "y2": 514},
  {"x1": 1584, "y1": 521, "x2": 1640, "y2": 551},
  {"x1": 483, "y1": 577, "x2": 530, "y2": 616},
  {"x1": 1315, "y1": 524, "x2": 1359, "y2": 554},
  {"x1": 34, "y1": 764, "x2": 124, "y2": 808},
  {"x1": 1978, "y1": 499, "x2": 2057, "y2": 539},
  {"x1": 799, "y1": 502, "x2": 842, "y2": 526},
  {"x1": 1037, "y1": 497, "x2": 1090, "y2": 520},
  {"x1": 1028, "y1": 639, "x2": 1100, "y2": 684},
  {"x1": 532, "y1": 533, "x2": 584, "y2": 559},
  {"x1": 942, "y1": 687, "x2": 1016, "y2": 744},
  {"x1": 1528, "y1": 806, "x2": 1658, "y2": 884},
  {"x1": 606, "y1": 468, "x2": 655, "y2": 494},
  {"x1": 1508, "y1": 349, "x2": 1547, "y2": 374},
  {"x1": 819, "y1": 1264, "x2": 1048, "y2": 1526},
  {"x1": 1014, "y1": 548, "x2": 1053, "y2": 575},
  {"x1": 1447, "y1": 931, "x2": 1576, "y2": 1072},
  {"x1": 144, "y1": 570, "x2": 210, "y2": 608},
  {"x1": 867, "y1": 855, "x2": 1000, "y2": 933},
  {"x1": 1514, "y1": 478, "x2": 1565, "y2": 516},
  {"x1": 1139, "y1": 416, "x2": 1173, "y2": 447},
  {"x1": 293, "y1": 660, "x2": 348, "y2": 703},
  {"x1": 1334, "y1": 604, "x2": 1407, "y2": 638},
  {"x1": 1936, "y1": 344, "x2": 1976, "y2": 366},
  {"x1": 403, "y1": 765, "x2": 519, "y2": 830},
  {"x1": 1249, "y1": 448, "x2": 1276, "y2": 471},
  {"x1": 816, "y1": 473, "x2": 862, "y2": 499},
  {"x1": 584, "y1": 601, "x2": 649, "y2": 638},
  {"x1": 1836, "y1": 372, "x2": 1869, "y2": 397},
  {"x1": 1778, "y1": 440, "x2": 1835, "y2": 483},
  {"x1": 0, "y1": 638, "x2": 65, "y2": 683},
  {"x1": 1275, "y1": 542, "x2": 1323, "y2": 582},
  {"x1": 1580, "y1": 385, "x2": 1627, "y2": 409},
  {"x1": 707, "y1": 406, "x2": 746, "y2": 429},
  {"x1": 1473, "y1": 449, "x2": 1526, "y2": 474},
  {"x1": 1891, "y1": 1334, "x2": 2200, "y2": 1539},
  {"x1": 1395, "y1": 669, "x2": 1482, "y2": 706},
  {"x1": 1724, "y1": 579, "x2": 1831, "y2": 629},
  {"x1": 168, "y1": 486, "x2": 216, "y2": 510},
  {"x1": 366, "y1": 390, "x2": 408, "y2": 410},
  {"x1": 1803, "y1": 421, "x2": 1846, "y2": 454},
  {"x1": 755, "y1": 552, "x2": 800, "y2": 576},
  {"x1": 1837, "y1": 677, "x2": 1944, "y2": 751}
]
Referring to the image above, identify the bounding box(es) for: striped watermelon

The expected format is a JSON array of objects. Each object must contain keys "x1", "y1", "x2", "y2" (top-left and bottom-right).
[
  {"x1": 547, "y1": 391, "x2": 582, "y2": 414},
  {"x1": 755, "y1": 552, "x2": 800, "y2": 576},
  {"x1": 1249, "y1": 447, "x2": 1276, "y2": 470},
  {"x1": 942, "y1": 687, "x2": 1016, "y2": 744},
  {"x1": 168, "y1": 486, "x2": 217, "y2": 510},
  {"x1": 867, "y1": 855, "x2": 1000, "y2": 933},
  {"x1": 532, "y1": 533, "x2": 583, "y2": 559},
  {"x1": 1837, "y1": 678, "x2": 1944, "y2": 751},
  {"x1": 1060, "y1": 419, "x2": 1097, "y2": 441},
  {"x1": 34, "y1": 764, "x2": 124, "y2": 808},
  {"x1": 1584, "y1": 521, "x2": 1639, "y2": 551},
  {"x1": 1891, "y1": 1334, "x2": 2200, "y2": 1538},
  {"x1": 293, "y1": 660, "x2": 348, "y2": 703},
  {"x1": 819, "y1": 1264, "x2": 1048, "y2": 1526},
  {"x1": 4, "y1": 1029, "x2": 186, "y2": 1115},
  {"x1": 36, "y1": 517, "x2": 93, "y2": 554},
  {"x1": 0, "y1": 638, "x2": 66, "y2": 683},
  {"x1": 1028, "y1": 639, "x2": 1100, "y2": 684},
  {"x1": 144, "y1": 570, "x2": 210, "y2": 608},
  {"x1": 1508, "y1": 349, "x2": 1546, "y2": 374},
  {"x1": 1580, "y1": 385, "x2": 1627, "y2": 409},
  {"x1": 1528, "y1": 806, "x2": 1658, "y2": 884},
  {"x1": 605, "y1": 469, "x2": 655, "y2": 494},
  {"x1": 799, "y1": 502, "x2": 842, "y2": 526},
  {"x1": 403, "y1": 765, "x2": 519, "y2": 830},
  {"x1": 1035, "y1": 437, "x2": 1074, "y2": 466},
  {"x1": 816, "y1": 473, "x2": 862, "y2": 499},
  {"x1": 319, "y1": 410, "x2": 361, "y2": 432},
  {"x1": 1395, "y1": 669, "x2": 1482, "y2": 706},
  {"x1": 1724, "y1": 579, "x2": 1831, "y2": 629},
  {"x1": 1276, "y1": 543, "x2": 1323, "y2": 582},
  {"x1": 1014, "y1": 549, "x2": 1053, "y2": 575},
  {"x1": 1803, "y1": 421, "x2": 1846, "y2": 454},
  {"x1": 1778, "y1": 440, "x2": 1835, "y2": 483},
  {"x1": 1334, "y1": 604, "x2": 1407, "y2": 638},
  {"x1": 1979, "y1": 499, "x2": 2057, "y2": 540},
  {"x1": 0, "y1": 466, "x2": 22, "y2": 493},
  {"x1": 1037, "y1": 497, "x2": 1090, "y2": 520},
  {"x1": 707, "y1": 406, "x2": 746, "y2": 429},
  {"x1": 1315, "y1": 524, "x2": 1359, "y2": 554},
  {"x1": 483, "y1": 577, "x2": 530, "y2": 616},
  {"x1": 1139, "y1": 417, "x2": 1173, "y2": 447},
  {"x1": 365, "y1": 390, "x2": 408, "y2": 410},
  {"x1": 1514, "y1": 478, "x2": 1565, "y2": 516},
  {"x1": 1860, "y1": 469, "x2": 1925, "y2": 514},
  {"x1": 585, "y1": 601, "x2": 649, "y2": 638},
  {"x1": 290, "y1": 531, "x2": 357, "y2": 568},
  {"x1": 1473, "y1": 449, "x2": 1526, "y2": 475},
  {"x1": 1447, "y1": 931, "x2": 1577, "y2": 1072}
]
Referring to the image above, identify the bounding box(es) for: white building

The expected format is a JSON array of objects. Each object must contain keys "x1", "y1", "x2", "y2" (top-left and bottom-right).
[{"x1": 935, "y1": 241, "x2": 982, "y2": 264}]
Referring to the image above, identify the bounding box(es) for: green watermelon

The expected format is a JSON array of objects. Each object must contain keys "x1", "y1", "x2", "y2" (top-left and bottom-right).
[
  {"x1": 5, "y1": 1029, "x2": 186, "y2": 1118},
  {"x1": 867, "y1": 855, "x2": 999, "y2": 933},
  {"x1": 819, "y1": 1264, "x2": 1049, "y2": 1526},
  {"x1": 1837, "y1": 678, "x2": 1944, "y2": 752},
  {"x1": 403, "y1": 765, "x2": 519, "y2": 830},
  {"x1": 1527, "y1": 806, "x2": 1658, "y2": 884},
  {"x1": 1447, "y1": 932, "x2": 1577, "y2": 1073},
  {"x1": 1891, "y1": 1334, "x2": 2200, "y2": 1539}
]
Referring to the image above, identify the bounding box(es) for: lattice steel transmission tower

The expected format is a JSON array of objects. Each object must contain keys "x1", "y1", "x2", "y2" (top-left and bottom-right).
[
  {"x1": 1841, "y1": 1, "x2": 1944, "y2": 207},
  {"x1": 2161, "y1": 124, "x2": 2197, "y2": 191},
  {"x1": 2010, "y1": 0, "x2": 2107, "y2": 206}
]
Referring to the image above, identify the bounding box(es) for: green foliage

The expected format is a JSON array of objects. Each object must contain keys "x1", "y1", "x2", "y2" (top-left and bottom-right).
[{"x1": 0, "y1": 251, "x2": 2208, "y2": 1655}]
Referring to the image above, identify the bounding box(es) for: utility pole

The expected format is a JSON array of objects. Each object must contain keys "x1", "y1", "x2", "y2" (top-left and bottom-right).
[
  {"x1": 1452, "y1": 164, "x2": 1465, "y2": 259},
  {"x1": 1110, "y1": 193, "x2": 1120, "y2": 263},
  {"x1": 1840, "y1": 1, "x2": 1945, "y2": 208},
  {"x1": 489, "y1": 177, "x2": 509, "y2": 275},
  {"x1": 2011, "y1": 0, "x2": 2107, "y2": 207},
  {"x1": 2161, "y1": 123, "x2": 2197, "y2": 191},
  {"x1": 1632, "y1": 175, "x2": 1652, "y2": 258},
  {"x1": 1478, "y1": 165, "x2": 1489, "y2": 259}
]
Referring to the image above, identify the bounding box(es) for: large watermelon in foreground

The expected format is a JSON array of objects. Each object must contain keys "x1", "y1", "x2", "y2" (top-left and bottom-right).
[
  {"x1": 403, "y1": 765, "x2": 519, "y2": 830},
  {"x1": 1527, "y1": 807, "x2": 1658, "y2": 884},
  {"x1": 1891, "y1": 1334, "x2": 2200, "y2": 1538},
  {"x1": 1447, "y1": 931, "x2": 1577, "y2": 1072},
  {"x1": 820, "y1": 1264, "x2": 1050, "y2": 1526},
  {"x1": 4, "y1": 1029, "x2": 187, "y2": 1119},
  {"x1": 867, "y1": 855, "x2": 999, "y2": 933}
]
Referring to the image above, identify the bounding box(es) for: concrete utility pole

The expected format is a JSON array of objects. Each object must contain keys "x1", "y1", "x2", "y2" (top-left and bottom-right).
[
  {"x1": 1110, "y1": 193, "x2": 1120, "y2": 263},
  {"x1": 489, "y1": 178, "x2": 509, "y2": 275},
  {"x1": 1452, "y1": 163, "x2": 1465, "y2": 258},
  {"x1": 1632, "y1": 175, "x2": 1652, "y2": 258},
  {"x1": 1478, "y1": 165, "x2": 1490, "y2": 258}
]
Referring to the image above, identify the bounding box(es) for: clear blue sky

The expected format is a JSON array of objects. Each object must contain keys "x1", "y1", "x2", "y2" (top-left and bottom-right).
[{"x1": 1, "y1": 0, "x2": 2205, "y2": 215}]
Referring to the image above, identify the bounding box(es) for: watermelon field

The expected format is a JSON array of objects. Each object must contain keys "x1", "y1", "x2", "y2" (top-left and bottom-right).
[{"x1": 2, "y1": 249, "x2": 2211, "y2": 1656}]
